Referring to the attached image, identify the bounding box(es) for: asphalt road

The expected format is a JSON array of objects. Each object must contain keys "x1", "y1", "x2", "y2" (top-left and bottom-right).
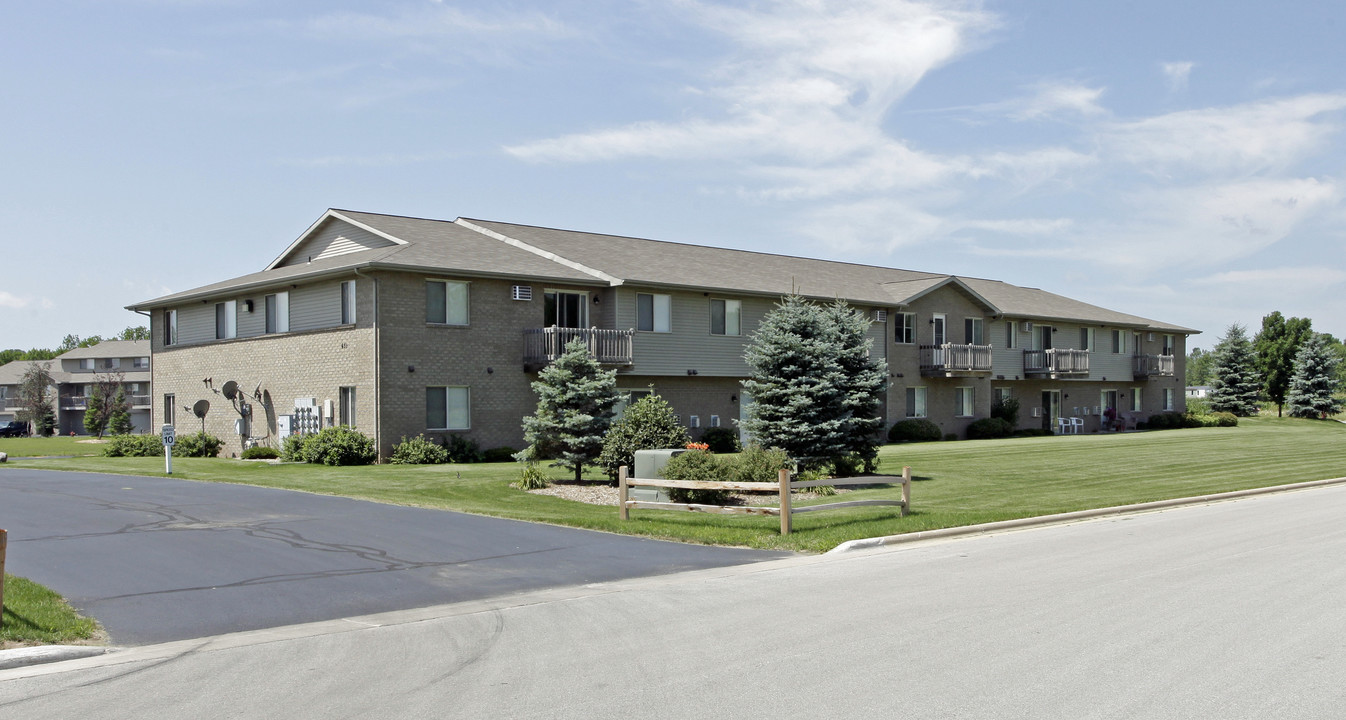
[
  {"x1": 5, "y1": 481, "x2": 1346, "y2": 718},
  {"x1": 0, "y1": 468, "x2": 788, "y2": 644}
]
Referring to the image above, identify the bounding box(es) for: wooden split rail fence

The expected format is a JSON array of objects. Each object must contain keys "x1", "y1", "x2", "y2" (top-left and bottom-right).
[{"x1": 617, "y1": 466, "x2": 911, "y2": 535}]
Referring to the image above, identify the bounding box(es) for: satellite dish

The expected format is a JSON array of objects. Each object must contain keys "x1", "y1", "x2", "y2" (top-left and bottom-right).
[
  {"x1": 192, "y1": 399, "x2": 210, "y2": 419},
  {"x1": 221, "y1": 381, "x2": 239, "y2": 400}
]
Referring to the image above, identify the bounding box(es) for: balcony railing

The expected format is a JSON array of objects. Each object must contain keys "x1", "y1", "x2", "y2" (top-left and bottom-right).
[
  {"x1": 1134, "y1": 354, "x2": 1175, "y2": 377},
  {"x1": 524, "y1": 326, "x2": 634, "y2": 368},
  {"x1": 61, "y1": 395, "x2": 89, "y2": 409},
  {"x1": 2, "y1": 397, "x2": 21, "y2": 410},
  {"x1": 1023, "y1": 349, "x2": 1090, "y2": 376},
  {"x1": 920, "y1": 344, "x2": 993, "y2": 375},
  {"x1": 130, "y1": 395, "x2": 151, "y2": 408}
]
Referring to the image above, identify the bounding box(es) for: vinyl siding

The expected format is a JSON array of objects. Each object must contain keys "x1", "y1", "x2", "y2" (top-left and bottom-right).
[
  {"x1": 175, "y1": 303, "x2": 216, "y2": 345},
  {"x1": 290, "y1": 280, "x2": 345, "y2": 331},
  {"x1": 278, "y1": 219, "x2": 396, "y2": 268},
  {"x1": 618, "y1": 287, "x2": 768, "y2": 376}
]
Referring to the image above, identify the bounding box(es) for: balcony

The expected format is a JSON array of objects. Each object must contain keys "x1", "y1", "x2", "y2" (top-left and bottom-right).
[
  {"x1": 1134, "y1": 354, "x2": 1175, "y2": 378},
  {"x1": 524, "y1": 326, "x2": 634, "y2": 370},
  {"x1": 61, "y1": 395, "x2": 89, "y2": 410},
  {"x1": 920, "y1": 344, "x2": 993, "y2": 376},
  {"x1": 1023, "y1": 349, "x2": 1090, "y2": 377},
  {"x1": 130, "y1": 395, "x2": 151, "y2": 408}
]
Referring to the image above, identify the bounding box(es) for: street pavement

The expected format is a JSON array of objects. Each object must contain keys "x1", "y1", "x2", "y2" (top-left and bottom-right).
[
  {"x1": 4, "y1": 481, "x2": 1346, "y2": 718},
  {"x1": 0, "y1": 468, "x2": 788, "y2": 644}
]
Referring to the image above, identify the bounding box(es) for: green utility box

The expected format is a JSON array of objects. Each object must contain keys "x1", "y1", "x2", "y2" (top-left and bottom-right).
[{"x1": 632, "y1": 448, "x2": 686, "y2": 502}]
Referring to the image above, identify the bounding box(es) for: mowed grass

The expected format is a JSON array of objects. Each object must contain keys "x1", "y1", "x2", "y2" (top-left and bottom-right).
[
  {"x1": 0, "y1": 435, "x2": 104, "y2": 458},
  {"x1": 3, "y1": 415, "x2": 1343, "y2": 553},
  {"x1": 1, "y1": 574, "x2": 103, "y2": 647}
]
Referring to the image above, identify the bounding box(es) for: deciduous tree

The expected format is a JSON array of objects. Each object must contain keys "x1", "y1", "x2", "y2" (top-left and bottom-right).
[
  {"x1": 17, "y1": 362, "x2": 56, "y2": 436},
  {"x1": 1253, "y1": 311, "x2": 1312, "y2": 416}
]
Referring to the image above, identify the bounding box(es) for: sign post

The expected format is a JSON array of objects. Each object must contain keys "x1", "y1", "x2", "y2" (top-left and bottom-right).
[{"x1": 162, "y1": 424, "x2": 176, "y2": 474}]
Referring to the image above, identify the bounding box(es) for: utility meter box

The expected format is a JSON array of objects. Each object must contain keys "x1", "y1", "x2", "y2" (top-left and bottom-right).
[{"x1": 632, "y1": 448, "x2": 686, "y2": 503}]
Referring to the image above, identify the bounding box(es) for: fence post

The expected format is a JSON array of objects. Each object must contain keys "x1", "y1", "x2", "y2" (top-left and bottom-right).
[
  {"x1": 779, "y1": 468, "x2": 792, "y2": 535},
  {"x1": 0, "y1": 528, "x2": 6, "y2": 628},
  {"x1": 618, "y1": 465, "x2": 629, "y2": 521},
  {"x1": 901, "y1": 466, "x2": 912, "y2": 517}
]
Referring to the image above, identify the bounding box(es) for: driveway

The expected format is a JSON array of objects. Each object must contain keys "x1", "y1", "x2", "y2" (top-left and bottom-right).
[{"x1": 0, "y1": 469, "x2": 789, "y2": 644}]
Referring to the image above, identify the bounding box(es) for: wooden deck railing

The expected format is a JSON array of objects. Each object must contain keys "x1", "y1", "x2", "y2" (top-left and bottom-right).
[
  {"x1": 1023, "y1": 349, "x2": 1090, "y2": 375},
  {"x1": 920, "y1": 344, "x2": 993, "y2": 374},
  {"x1": 618, "y1": 465, "x2": 911, "y2": 535},
  {"x1": 1133, "y1": 354, "x2": 1175, "y2": 377},
  {"x1": 523, "y1": 326, "x2": 634, "y2": 367}
]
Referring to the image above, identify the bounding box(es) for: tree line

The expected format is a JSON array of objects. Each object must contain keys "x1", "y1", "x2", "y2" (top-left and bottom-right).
[
  {"x1": 1189, "y1": 312, "x2": 1343, "y2": 418},
  {"x1": 0, "y1": 327, "x2": 150, "y2": 367}
]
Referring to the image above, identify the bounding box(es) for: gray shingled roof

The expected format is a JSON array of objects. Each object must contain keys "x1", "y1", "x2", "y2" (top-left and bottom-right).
[
  {"x1": 0, "y1": 360, "x2": 70, "y2": 387},
  {"x1": 130, "y1": 209, "x2": 1197, "y2": 333},
  {"x1": 59, "y1": 340, "x2": 152, "y2": 360}
]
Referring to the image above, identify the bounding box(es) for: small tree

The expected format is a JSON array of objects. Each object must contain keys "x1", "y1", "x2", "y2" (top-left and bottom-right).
[
  {"x1": 1287, "y1": 333, "x2": 1343, "y2": 418},
  {"x1": 522, "y1": 338, "x2": 620, "y2": 482},
  {"x1": 1253, "y1": 312, "x2": 1313, "y2": 416},
  {"x1": 822, "y1": 300, "x2": 887, "y2": 471},
  {"x1": 16, "y1": 362, "x2": 56, "y2": 437},
  {"x1": 83, "y1": 383, "x2": 108, "y2": 437},
  {"x1": 107, "y1": 387, "x2": 133, "y2": 435},
  {"x1": 598, "y1": 391, "x2": 690, "y2": 480},
  {"x1": 1208, "y1": 324, "x2": 1261, "y2": 417}
]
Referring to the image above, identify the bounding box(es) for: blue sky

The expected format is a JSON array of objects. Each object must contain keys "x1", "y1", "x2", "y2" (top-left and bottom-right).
[{"x1": 5, "y1": 0, "x2": 1345, "y2": 351}]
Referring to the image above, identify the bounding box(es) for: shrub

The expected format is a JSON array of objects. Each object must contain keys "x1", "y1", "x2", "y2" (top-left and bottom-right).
[
  {"x1": 726, "y1": 444, "x2": 792, "y2": 484},
  {"x1": 1186, "y1": 397, "x2": 1211, "y2": 415},
  {"x1": 102, "y1": 434, "x2": 163, "y2": 457},
  {"x1": 482, "y1": 446, "x2": 519, "y2": 463},
  {"x1": 390, "y1": 435, "x2": 448, "y2": 465},
  {"x1": 699, "y1": 426, "x2": 741, "y2": 454},
  {"x1": 889, "y1": 419, "x2": 942, "y2": 443},
  {"x1": 967, "y1": 417, "x2": 1013, "y2": 440},
  {"x1": 516, "y1": 461, "x2": 551, "y2": 490},
  {"x1": 1180, "y1": 413, "x2": 1205, "y2": 429},
  {"x1": 1209, "y1": 411, "x2": 1238, "y2": 427},
  {"x1": 830, "y1": 454, "x2": 862, "y2": 478},
  {"x1": 300, "y1": 426, "x2": 377, "y2": 466},
  {"x1": 241, "y1": 445, "x2": 280, "y2": 460},
  {"x1": 173, "y1": 432, "x2": 223, "y2": 458},
  {"x1": 990, "y1": 396, "x2": 1020, "y2": 429},
  {"x1": 598, "y1": 393, "x2": 690, "y2": 480},
  {"x1": 281, "y1": 433, "x2": 311, "y2": 462},
  {"x1": 1145, "y1": 412, "x2": 1187, "y2": 430},
  {"x1": 1012, "y1": 428, "x2": 1053, "y2": 437},
  {"x1": 661, "y1": 449, "x2": 730, "y2": 505},
  {"x1": 445, "y1": 434, "x2": 482, "y2": 464}
]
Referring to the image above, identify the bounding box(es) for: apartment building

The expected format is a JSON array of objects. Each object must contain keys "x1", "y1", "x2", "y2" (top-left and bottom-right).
[
  {"x1": 128, "y1": 209, "x2": 1195, "y2": 458},
  {"x1": 0, "y1": 340, "x2": 153, "y2": 435}
]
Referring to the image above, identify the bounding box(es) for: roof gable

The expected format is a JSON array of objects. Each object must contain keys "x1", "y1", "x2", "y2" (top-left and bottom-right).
[{"x1": 267, "y1": 210, "x2": 405, "y2": 270}]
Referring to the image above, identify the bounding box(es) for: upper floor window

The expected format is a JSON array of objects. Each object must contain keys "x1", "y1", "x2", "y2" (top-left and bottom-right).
[
  {"x1": 79, "y1": 358, "x2": 94, "y2": 370},
  {"x1": 895, "y1": 312, "x2": 916, "y2": 344},
  {"x1": 1079, "y1": 328, "x2": 1095, "y2": 352},
  {"x1": 340, "y1": 281, "x2": 356, "y2": 325},
  {"x1": 102, "y1": 358, "x2": 120, "y2": 370},
  {"x1": 1110, "y1": 329, "x2": 1126, "y2": 354},
  {"x1": 164, "y1": 309, "x2": 178, "y2": 346},
  {"x1": 1006, "y1": 321, "x2": 1017, "y2": 349},
  {"x1": 637, "y1": 293, "x2": 671, "y2": 333},
  {"x1": 216, "y1": 300, "x2": 237, "y2": 340},
  {"x1": 133, "y1": 357, "x2": 149, "y2": 369},
  {"x1": 711, "y1": 299, "x2": 741, "y2": 336},
  {"x1": 964, "y1": 318, "x2": 984, "y2": 345},
  {"x1": 265, "y1": 292, "x2": 290, "y2": 333},
  {"x1": 426, "y1": 280, "x2": 469, "y2": 325},
  {"x1": 544, "y1": 290, "x2": 587, "y2": 328},
  {"x1": 1162, "y1": 334, "x2": 1175, "y2": 355}
]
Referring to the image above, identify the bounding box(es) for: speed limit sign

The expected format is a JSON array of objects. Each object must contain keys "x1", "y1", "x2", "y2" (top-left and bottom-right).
[{"x1": 161, "y1": 424, "x2": 176, "y2": 446}]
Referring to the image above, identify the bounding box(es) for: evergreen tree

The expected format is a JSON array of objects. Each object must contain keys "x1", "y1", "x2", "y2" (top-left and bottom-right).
[
  {"x1": 597, "y1": 391, "x2": 691, "y2": 480},
  {"x1": 1208, "y1": 324, "x2": 1261, "y2": 416},
  {"x1": 521, "y1": 338, "x2": 620, "y2": 482},
  {"x1": 742, "y1": 295, "x2": 886, "y2": 467},
  {"x1": 108, "y1": 387, "x2": 133, "y2": 435},
  {"x1": 1253, "y1": 311, "x2": 1312, "y2": 416},
  {"x1": 1287, "y1": 333, "x2": 1342, "y2": 418},
  {"x1": 84, "y1": 383, "x2": 108, "y2": 437},
  {"x1": 16, "y1": 362, "x2": 56, "y2": 436}
]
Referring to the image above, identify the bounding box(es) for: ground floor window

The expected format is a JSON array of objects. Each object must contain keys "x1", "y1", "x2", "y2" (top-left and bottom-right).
[
  {"x1": 905, "y1": 387, "x2": 927, "y2": 418},
  {"x1": 427, "y1": 386, "x2": 470, "y2": 430},
  {"x1": 339, "y1": 386, "x2": 356, "y2": 427},
  {"x1": 614, "y1": 389, "x2": 653, "y2": 419},
  {"x1": 1131, "y1": 387, "x2": 1142, "y2": 412},
  {"x1": 993, "y1": 387, "x2": 1011, "y2": 405},
  {"x1": 955, "y1": 387, "x2": 974, "y2": 417},
  {"x1": 1163, "y1": 388, "x2": 1174, "y2": 411}
]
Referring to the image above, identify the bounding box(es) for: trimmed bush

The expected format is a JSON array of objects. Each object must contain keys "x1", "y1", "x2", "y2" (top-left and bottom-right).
[
  {"x1": 661, "y1": 449, "x2": 730, "y2": 505},
  {"x1": 300, "y1": 426, "x2": 377, "y2": 466},
  {"x1": 281, "y1": 433, "x2": 311, "y2": 462},
  {"x1": 598, "y1": 393, "x2": 690, "y2": 480},
  {"x1": 1209, "y1": 411, "x2": 1238, "y2": 427},
  {"x1": 889, "y1": 419, "x2": 942, "y2": 443},
  {"x1": 390, "y1": 435, "x2": 448, "y2": 465},
  {"x1": 726, "y1": 444, "x2": 792, "y2": 484},
  {"x1": 173, "y1": 432, "x2": 223, "y2": 458},
  {"x1": 1012, "y1": 428, "x2": 1053, "y2": 437},
  {"x1": 445, "y1": 434, "x2": 482, "y2": 464},
  {"x1": 482, "y1": 446, "x2": 519, "y2": 463},
  {"x1": 241, "y1": 445, "x2": 280, "y2": 460},
  {"x1": 967, "y1": 417, "x2": 1013, "y2": 440},
  {"x1": 699, "y1": 426, "x2": 741, "y2": 454},
  {"x1": 102, "y1": 434, "x2": 163, "y2": 457}
]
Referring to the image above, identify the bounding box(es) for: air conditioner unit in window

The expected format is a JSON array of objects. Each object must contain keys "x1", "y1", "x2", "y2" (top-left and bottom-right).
[
  {"x1": 511, "y1": 285, "x2": 533, "y2": 301},
  {"x1": 1147, "y1": 332, "x2": 1155, "y2": 342},
  {"x1": 1021, "y1": 321, "x2": 1034, "y2": 332},
  {"x1": 873, "y1": 310, "x2": 887, "y2": 323},
  {"x1": 1031, "y1": 407, "x2": 1043, "y2": 417}
]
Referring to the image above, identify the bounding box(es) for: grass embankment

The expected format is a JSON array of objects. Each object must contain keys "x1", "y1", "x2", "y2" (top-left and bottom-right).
[
  {"x1": 1, "y1": 575, "x2": 103, "y2": 647},
  {"x1": 3, "y1": 415, "x2": 1344, "y2": 553},
  {"x1": 0, "y1": 436, "x2": 103, "y2": 458}
]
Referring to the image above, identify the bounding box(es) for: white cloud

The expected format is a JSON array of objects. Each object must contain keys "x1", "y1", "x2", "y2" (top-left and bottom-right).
[
  {"x1": 1004, "y1": 82, "x2": 1106, "y2": 121},
  {"x1": 1191, "y1": 266, "x2": 1346, "y2": 288},
  {"x1": 1161, "y1": 61, "x2": 1194, "y2": 92},
  {"x1": 305, "y1": 6, "x2": 573, "y2": 42},
  {"x1": 0, "y1": 291, "x2": 53, "y2": 310}
]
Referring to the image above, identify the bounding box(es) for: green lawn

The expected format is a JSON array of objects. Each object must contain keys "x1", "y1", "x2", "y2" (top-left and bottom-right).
[
  {"x1": 0, "y1": 435, "x2": 105, "y2": 458},
  {"x1": 1, "y1": 574, "x2": 103, "y2": 647},
  {"x1": 2, "y1": 415, "x2": 1343, "y2": 553}
]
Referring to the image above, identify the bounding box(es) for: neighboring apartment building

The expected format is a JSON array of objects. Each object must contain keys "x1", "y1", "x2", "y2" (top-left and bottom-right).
[
  {"x1": 128, "y1": 209, "x2": 1196, "y2": 458},
  {"x1": 0, "y1": 340, "x2": 153, "y2": 434}
]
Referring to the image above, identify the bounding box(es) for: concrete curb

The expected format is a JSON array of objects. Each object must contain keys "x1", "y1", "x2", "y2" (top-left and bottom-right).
[
  {"x1": 827, "y1": 476, "x2": 1346, "y2": 554},
  {"x1": 0, "y1": 645, "x2": 116, "y2": 671}
]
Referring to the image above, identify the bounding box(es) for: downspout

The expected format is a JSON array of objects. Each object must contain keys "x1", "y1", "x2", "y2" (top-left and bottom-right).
[{"x1": 353, "y1": 267, "x2": 380, "y2": 458}]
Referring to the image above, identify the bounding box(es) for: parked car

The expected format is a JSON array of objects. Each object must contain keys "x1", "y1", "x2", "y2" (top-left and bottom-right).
[{"x1": 0, "y1": 421, "x2": 30, "y2": 437}]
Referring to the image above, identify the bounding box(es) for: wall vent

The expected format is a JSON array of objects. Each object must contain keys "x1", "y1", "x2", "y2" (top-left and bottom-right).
[
  {"x1": 1021, "y1": 321, "x2": 1034, "y2": 332},
  {"x1": 689, "y1": 415, "x2": 701, "y2": 429},
  {"x1": 511, "y1": 285, "x2": 533, "y2": 301},
  {"x1": 872, "y1": 310, "x2": 887, "y2": 323}
]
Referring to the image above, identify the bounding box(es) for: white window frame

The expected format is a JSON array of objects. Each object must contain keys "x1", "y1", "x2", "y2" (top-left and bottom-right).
[
  {"x1": 710, "y1": 298, "x2": 741, "y2": 336},
  {"x1": 134, "y1": 357, "x2": 149, "y2": 369},
  {"x1": 163, "y1": 393, "x2": 175, "y2": 427},
  {"x1": 216, "y1": 300, "x2": 237, "y2": 340},
  {"x1": 1080, "y1": 327, "x2": 1095, "y2": 352},
  {"x1": 341, "y1": 281, "x2": 356, "y2": 325},
  {"x1": 1006, "y1": 321, "x2": 1017, "y2": 349},
  {"x1": 266, "y1": 291, "x2": 290, "y2": 334},
  {"x1": 1111, "y1": 329, "x2": 1125, "y2": 354},
  {"x1": 689, "y1": 415, "x2": 700, "y2": 429},
  {"x1": 102, "y1": 358, "x2": 120, "y2": 370},
  {"x1": 637, "y1": 293, "x2": 672, "y2": 333},
  {"x1": 710, "y1": 414, "x2": 721, "y2": 428},
  {"x1": 426, "y1": 279, "x2": 470, "y2": 326},
  {"x1": 1163, "y1": 334, "x2": 1175, "y2": 356},
  {"x1": 896, "y1": 312, "x2": 916, "y2": 344},
  {"x1": 955, "y1": 386, "x2": 974, "y2": 417},
  {"x1": 905, "y1": 387, "x2": 928, "y2": 418},
  {"x1": 164, "y1": 309, "x2": 178, "y2": 346},
  {"x1": 1132, "y1": 387, "x2": 1142, "y2": 412},
  {"x1": 544, "y1": 289, "x2": 589, "y2": 328},
  {"x1": 1163, "y1": 388, "x2": 1174, "y2": 411},
  {"x1": 932, "y1": 313, "x2": 947, "y2": 346},
  {"x1": 79, "y1": 358, "x2": 94, "y2": 370},
  {"x1": 964, "y1": 317, "x2": 984, "y2": 345},
  {"x1": 426, "y1": 386, "x2": 470, "y2": 430},
  {"x1": 339, "y1": 386, "x2": 356, "y2": 427}
]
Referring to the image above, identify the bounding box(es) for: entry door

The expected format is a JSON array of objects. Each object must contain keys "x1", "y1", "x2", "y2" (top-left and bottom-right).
[
  {"x1": 1035, "y1": 325, "x2": 1053, "y2": 351},
  {"x1": 932, "y1": 314, "x2": 946, "y2": 346},
  {"x1": 1041, "y1": 390, "x2": 1061, "y2": 432}
]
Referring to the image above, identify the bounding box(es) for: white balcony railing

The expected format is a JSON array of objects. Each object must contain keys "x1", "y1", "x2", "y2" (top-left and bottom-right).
[
  {"x1": 524, "y1": 326, "x2": 634, "y2": 368},
  {"x1": 1133, "y1": 354, "x2": 1175, "y2": 377},
  {"x1": 920, "y1": 344, "x2": 993, "y2": 374},
  {"x1": 1023, "y1": 349, "x2": 1090, "y2": 376}
]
